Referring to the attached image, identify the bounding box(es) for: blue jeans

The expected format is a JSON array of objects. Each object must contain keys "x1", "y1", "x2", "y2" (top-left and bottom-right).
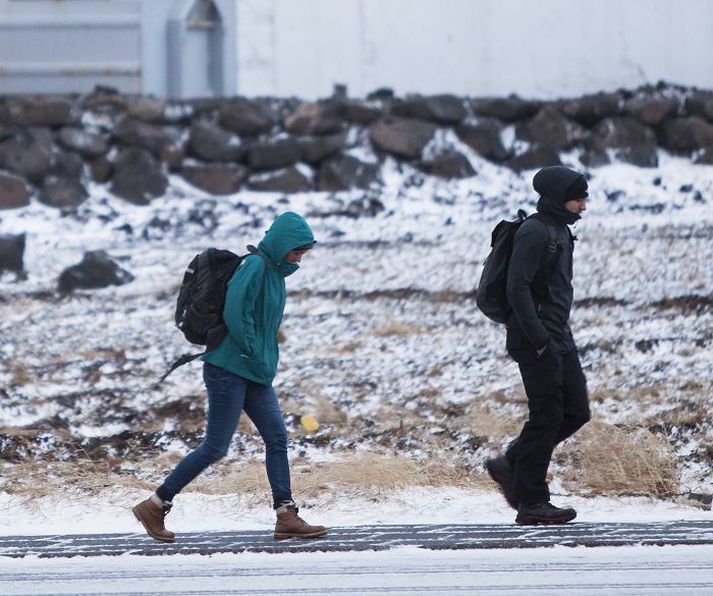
[{"x1": 156, "y1": 363, "x2": 292, "y2": 509}]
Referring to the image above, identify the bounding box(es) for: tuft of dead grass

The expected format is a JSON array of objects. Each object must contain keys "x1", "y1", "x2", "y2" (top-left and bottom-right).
[
  {"x1": 558, "y1": 420, "x2": 679, "y2": 496},
  {"x1": 372, "y1": 322, "x2": 426, "y2": 337}
]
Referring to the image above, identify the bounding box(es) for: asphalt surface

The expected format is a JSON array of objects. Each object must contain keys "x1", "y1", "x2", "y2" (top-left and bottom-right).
[{"x1": 2, "y1": 519, "x2": 712, "y2": 558}]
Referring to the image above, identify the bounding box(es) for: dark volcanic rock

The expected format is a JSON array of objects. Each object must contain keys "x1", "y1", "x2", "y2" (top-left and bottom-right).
[
  {"x1": 589, "y1": 117, "x2": 657, "y2": 151},
  {"x1": 181, "y1": 164, "x2": 248, "y2": 195},
  {"x1": 246, "y1": 140, "x2": 302, "y2": 171},
  {"x1": 58, "y1": 250, "x2": 135, "y2": 294},
  {"x1": 317, "y1": 154, "x2": 380, "y2": 191},
  {"x1": 685, "y1": 91, "x2": 713, "y2": 122},
  {"x1": 624, "y1": 96, "x2": 679, "y2": 126},
  {"x1": 57, "y1": 127, "x2": 109, "y2": 158},
  {"x1": 247, "y1": 166, "x2": 312, "y2": 193},
  {"x1": 50, "y1": 150, "x2": 84, "y2": 180},
  {"x1": 187, "y1": 122, "x2": 243, "y2": 162},
  {"x1": 0, "y1": 137, "x2": 51, "y2": 183},
  {"x1": 110, "y1": 148, "x2": 168, "y2": 204},
  {"x1": 516, "y1": 106, "x2": 586, "y2": 150},
  {"x1": 560, "y1": 92, "x2": 623, "y2": 126},
  {"x1": 507, "y1": 145, "x2": 562, "y2": 172},
  {"x1": 660, "y1": 117, "x2": 713, "y2": 153},
  {"x1": 0, "y1": 173, "x2": 30, "y2": 209},
  {"x1": 38, "y1": 176, "x2": 89, "y2": 209},
  {"x1": 6, "y1": 97, "x2": 80, "y2": 128},
  {"x1": 299, "y1": 132, "x2": 346, "y2": 164},
  {"x1": 336, "y1": 100, "x2": 382, "y2": 125},
  {"x1": 218, "y1": 99, "x2": 274, "y2": 137},
  {"x1": 615, "y1": 145, "x2": 659, "y2": 168},
  {"x1": 419, "y1": 151, "x2": 476, "y2": 179},
  {"x1": 392, "y1": 94, "x2": 467, "y2": 125},
  {"x1": 89, "y1": 155, "x2": 114, "y2": 183},
  {"x1": 114, "y1": 118, "x2": 180, "y2": 158},
  {"x1": 369, "y1": 117, "x2": 437, "y2": 159},
  {"x1": 580, "y1": 148, "x2": 610, "y2": 168},
  {"x1": 455, "y1": 119, "x2": 509, "y2": 162},
  {"x1": 695, "y1": 147, "x2": 713, "y2": 165},
  {"x1": 284, "y1": 102, "x2": 344, "y2": 136},
  {"x1": 471, "y1": 96, "x2": 542, "y2": 122},
  {"x1": 0, "y1": 233, "x2": 26, "y2": 277}
]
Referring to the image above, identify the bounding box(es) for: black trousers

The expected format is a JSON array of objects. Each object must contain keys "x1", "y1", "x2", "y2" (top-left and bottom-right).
[{"x1": 506, "y1": 339, "x2": 591, "y2": 506}]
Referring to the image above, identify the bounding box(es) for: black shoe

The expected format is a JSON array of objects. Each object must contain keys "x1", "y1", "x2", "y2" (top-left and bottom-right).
[
  {"x1": 516, "y1": 502, "x2": 577, "y2": 525},
  {"x1": 485, "y1": 456, "x2": 517, "y2": 509}
]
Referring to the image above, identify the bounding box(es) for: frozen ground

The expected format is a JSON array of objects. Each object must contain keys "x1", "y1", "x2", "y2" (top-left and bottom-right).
[{"x1": 1, "y1": 145, "x2": 712, "y2": 525}]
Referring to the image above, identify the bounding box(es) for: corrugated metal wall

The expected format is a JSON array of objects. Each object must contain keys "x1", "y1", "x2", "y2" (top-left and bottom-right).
[{"x1": 0, "y1": 0, "x2": 141, "y2": 94}]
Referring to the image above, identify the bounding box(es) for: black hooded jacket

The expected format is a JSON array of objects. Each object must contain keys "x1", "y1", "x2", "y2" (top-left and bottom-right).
[{"x1": 506, "y1": 167, "x2": 585, "y2": 351}]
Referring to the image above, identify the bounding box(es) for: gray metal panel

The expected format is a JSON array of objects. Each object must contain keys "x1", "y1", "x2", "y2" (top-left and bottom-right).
[{"x1": 0, "y1": 0, "x2": 141, "y2": 94}]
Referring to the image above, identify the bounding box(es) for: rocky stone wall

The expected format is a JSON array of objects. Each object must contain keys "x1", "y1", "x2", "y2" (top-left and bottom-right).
[{"x1": 1, "y1": 83, "x2": 713, "y2": 211}]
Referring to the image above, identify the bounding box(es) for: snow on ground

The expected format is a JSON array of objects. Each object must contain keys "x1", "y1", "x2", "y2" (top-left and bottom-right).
[{"x1": 1, "y1": 147, "x2": 713, "y2": 530}]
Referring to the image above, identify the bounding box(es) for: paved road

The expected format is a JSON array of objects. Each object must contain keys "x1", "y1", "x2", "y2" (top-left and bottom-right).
[
  {"x1": 1, "y1": 519, "x2": 712, "y2": 558},
  {"x1": 1, "y1": 544, "x2": 712, "y2": 595}
]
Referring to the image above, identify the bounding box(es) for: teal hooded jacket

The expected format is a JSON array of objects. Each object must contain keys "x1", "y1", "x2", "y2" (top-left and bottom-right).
[{"x1": 202, "y1": 212, "x2": 315, "y2": 385}]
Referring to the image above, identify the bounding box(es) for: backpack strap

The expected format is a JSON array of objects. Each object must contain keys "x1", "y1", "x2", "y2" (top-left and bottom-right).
[{"x1": 158, "y1": 246, "x2": 271, "y2": 384}]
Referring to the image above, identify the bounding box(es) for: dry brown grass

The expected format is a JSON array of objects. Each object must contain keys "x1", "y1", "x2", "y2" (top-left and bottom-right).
[
  {"x1": 1, "y1": 453, "x2": 489, "y2": 502},
  {"x1": 191, "y1": 453, "x2": 489, "y2": 498},
  {"x1": 372, "y1": 322, "x2": 426, "y2": 337},
  {"x1": 558, "y1": 420, "x2": 679, "y2": 496}
]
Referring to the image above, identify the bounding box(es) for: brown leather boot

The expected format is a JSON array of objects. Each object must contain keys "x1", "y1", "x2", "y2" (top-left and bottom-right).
[
  {"x1": 132, "y1": 496, "x2": 175, "y2": 543},
  {"x1": 274, "y1": 504, "x2": 326, "y2": 540}
]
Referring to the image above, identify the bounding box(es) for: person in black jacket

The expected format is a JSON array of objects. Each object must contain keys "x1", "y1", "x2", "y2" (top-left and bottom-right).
[{"x1": 486, "y1": 165, "x2": 591, "y2": 525}]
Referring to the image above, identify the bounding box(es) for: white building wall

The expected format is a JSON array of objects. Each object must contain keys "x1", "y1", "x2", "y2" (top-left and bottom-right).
[{"x1": 234, "y1": 0, "x2": 713, "y2": 99}]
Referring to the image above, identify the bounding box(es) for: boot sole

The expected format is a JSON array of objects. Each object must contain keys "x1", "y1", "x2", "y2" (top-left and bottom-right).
[
  {"x1": 274, "y1": 529, "x2": 327, "y2": 540},
  {"x1": 132, "y1": 506, "x2": 176, "y2": 543},
  {"x1": 516, "y1": 512, "x2": 577, "y2": 526}
]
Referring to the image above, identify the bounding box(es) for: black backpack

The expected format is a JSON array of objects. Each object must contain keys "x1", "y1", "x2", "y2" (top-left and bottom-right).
[
  {"x1": 159, "y1": 246, "x2": 267, "y2": 382},
  {"x1": 476, "y1": 210, "x2": 556, "y2": 324}
]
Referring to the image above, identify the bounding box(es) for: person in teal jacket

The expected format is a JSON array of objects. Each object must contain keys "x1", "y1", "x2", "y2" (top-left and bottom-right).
[{"x1": 133, "y1": 212, "x2": 326, "y2": 543}]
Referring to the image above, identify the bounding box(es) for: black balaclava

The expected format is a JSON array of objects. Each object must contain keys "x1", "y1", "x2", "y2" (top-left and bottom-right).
[{"x1": 533, "y1": 166, "x2": 587, "y2": 225}]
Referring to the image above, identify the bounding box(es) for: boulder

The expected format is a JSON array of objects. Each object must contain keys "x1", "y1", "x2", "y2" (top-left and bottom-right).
[
  {"x1": 299, "y1": 132, "x2": 346, "y2": 164},
  {"x1": 419, "y1": 151, "x2": 475, "y2": 179},
  {"x1": 615, "y1": 145, "x2": 659, "y2": 168},
  {"x1": 246, "y1": 139, "x2": 302, "y2": 171},
  {"x1": 58, "y1": 250, "x2": 135, "y2": 294},
  {"x1": 516, "y1": 106, "x2": 586, "y2": 150},
  {"x1": 7, "y1": 97, "x2": 80, "y2": 128},
  {"x1": 660, "y1": 117, "x2": 713, "y2": 153},
  {"x1": 247, "y1": 166, "x2": 312, "y2": 193},
  {"x1": 624, "y1": 96, "x2": 679, "y2": 126},
  {"x1": 685, "y1": 91, "x2": 713, "y2": 122},
  {"x1": 0, "y1": 173, "x2": 30, "y2": 209},
  {"x1": 455, "y1": 119, "x2": 509, "y2": 162},
  {"x1": 38, "y1": 176, "x2": 89, "y2": 209},
  {"x1": 580, "y1": 148, "x2": 610, "y2": 168},
  {"x1": 0, "y1": 137, "x2": 51, "y2": 183},
  {"x1": 392, "y1": 94, "x2": 467, "y2": 125},
  {"x1": 507, "y1": 145, "x2": 562, "y2": 172},
  {"x1": 317, "y1": 154, "x2": 380, "y2": 191},
  {"x1": 336, "y1": 100, "x2": 382, "y2": 125},
  {"x1": 284, "y1": 102, "x2": 344, "y2": 136},
  {"x1": 471, "y1": 95, "x2": 542, "y2": 122},
  {"x1": 589, "y1": 117, "x2": 657, "y2": 151},
  {"x1": 218, "y1": 99, "x2": 274, "y2": 137},
  {"x1": 560, "y1": 92, "x2": 623, "y2": 126},
  {"x1": 0, "y1": 233, "x2": 26, "y2": 278},
  {"x1": 126, "y1": 97, "x2": 168, "y2": 123},
  {"x1": 114, "y1": 118, "x2": 180, "y2": 158},
  {"x1": 181, "y1": 164, "x2": 248, "y2": 195},
  {"x1": 50, "y1": 150, "x2": 84, "y2": 179},
  {"x1": 187, "y1": 122, "x2": 243, "y2": 162},
  {"x1": 695, "y1": 147, "x2": 713, "y2": 165},
  {"x1": 57, "y1": 127, "x2": 109, "y2": 158},
  {"x1": 89, "y1": 155, "x2": 113, "y2": 183},
  {"x1": 110, "y1": 148, "x2": 168, "y2": 204},
  {"x1": 369, "y1": 117, "x2": 437, "y2": 159}
]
